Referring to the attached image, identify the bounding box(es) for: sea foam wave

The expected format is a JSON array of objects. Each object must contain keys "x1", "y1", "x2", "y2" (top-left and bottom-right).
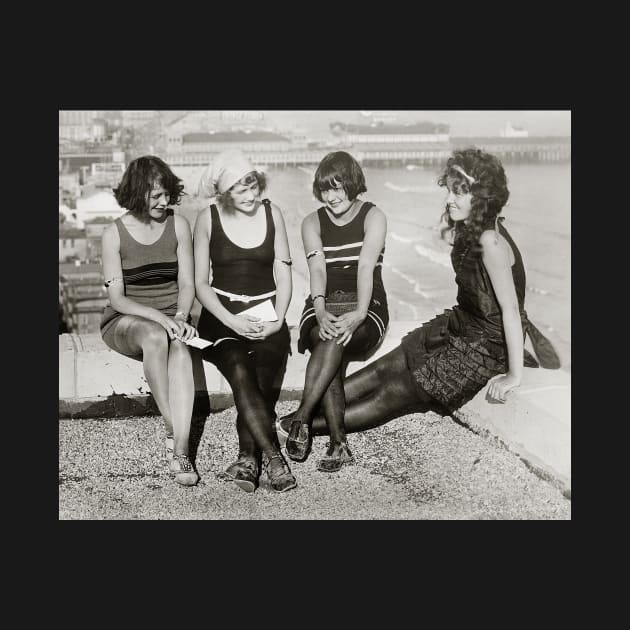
[
  {"x1": 383, "y1": 262, "x2": 432, "y2": 300},
  {"x1": 413, "y1": 244, "x2": 452, "y2": 269},
  {"x1": 390, "y1": 232, "x2": 422, "y2": 244}
]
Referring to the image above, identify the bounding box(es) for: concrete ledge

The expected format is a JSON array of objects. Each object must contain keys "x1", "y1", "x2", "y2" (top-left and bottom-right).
[
  {"x1": 59, "y1": 323, "x2": 570, "y2": 492},
  {"x1": 453, "y1": 367, "x2": 571, "y2": 495},
  {"x1": 58, "y1": 325, "x2": 408, "y2": 408}
]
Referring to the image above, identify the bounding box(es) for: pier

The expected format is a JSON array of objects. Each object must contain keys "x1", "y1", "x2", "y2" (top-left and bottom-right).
[{"x1": 162, "y1": 136, "x2": 571, "y2": 168}]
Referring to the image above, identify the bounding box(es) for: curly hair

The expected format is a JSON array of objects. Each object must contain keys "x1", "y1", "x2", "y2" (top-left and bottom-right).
[
  {"x1": 113, "y1": 155, "x2": 185, "y2": 221},
  {"x1": 312, "y1": 151, "x2": 367, "y2": 202},
  {"x1": 216, "y1": 170, "x2": 267, "y2": 212},
  {"x1": 438, "y1": 148, "x2": 510, "y2": 249}
]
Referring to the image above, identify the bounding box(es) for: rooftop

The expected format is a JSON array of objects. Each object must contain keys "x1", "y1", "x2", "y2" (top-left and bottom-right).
[
  {"x1": 450, "y1": 136, "x2": 572, "y2": 145},
  {"x1": 182, "y1": 130, "x2": 290, "y2": 143},
  {"x1": 59, "y1": 262, "x2": 103, "y2": 276},
  {"x1": 59, "y1": 227, "x2": 86, "y2": 239},
  {"x1": 333, "y1": 122, "x2": 450, "y2": 135}
]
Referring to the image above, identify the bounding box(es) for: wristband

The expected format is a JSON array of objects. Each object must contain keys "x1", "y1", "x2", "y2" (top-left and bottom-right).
[
  {"x1": 174, "y1": 311, "x2": 188, "y2": 321},
  {"x1": 103, "y1": 276, "x2": 122, "y2": 288}
]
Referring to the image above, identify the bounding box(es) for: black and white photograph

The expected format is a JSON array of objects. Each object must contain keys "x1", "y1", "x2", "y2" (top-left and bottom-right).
[{"x1": 58, "y1": 109, "x2": 571, "y2": 520}]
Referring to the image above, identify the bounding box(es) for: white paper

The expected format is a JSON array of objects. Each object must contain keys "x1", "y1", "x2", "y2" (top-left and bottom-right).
[
  {"x1": 180, "y1": 336, "x2": 213, "y2": 349},
  {"x1": 238, "y1": 299, "x2": 278, "y2": 322}
]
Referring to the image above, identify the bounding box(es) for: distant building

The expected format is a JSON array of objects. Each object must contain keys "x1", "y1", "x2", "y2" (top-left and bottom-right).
[
  {"x1": 75, "y1": 191, "x2": 125, "y2": 225},
  {"x1": 83, "y1": 217, "x2": 114, "y2": 260},
  {"x1": 166, "y1": 130, "x2": 292, "y2": 166},
  {"x1": 59, "y1": 142, "x2": 123, "y2": 175},
  {"x1": 91, "y1": 118, "x2": 108, "y2": 142},
  {"x1": 121, "y1": 111, "x2": 158, "y2": 128},
  {"x1": 85, "y1": 162, "x2": 126, "y2": 190},
  {"x1": 59, "y1": 111, "x2": 107, "y2": 142},
  {"x1": 59, "y1": 204, "x2": 84, "y2": 227},
  {"x1": 59, "y1": 226, "x2": 88, "y2": 262},
  {"x1": 59, "y1": 263, "x2": 108, "y2": 334},
  {"x1": 332, "y1": 121, "x2": 450, "y2": 145},
  {"x1": 500, "y1": 122, "x2": 529, "y2": 138},
  {"x1": 59, "y1": 173, "x2": 81, "y2": 207}
]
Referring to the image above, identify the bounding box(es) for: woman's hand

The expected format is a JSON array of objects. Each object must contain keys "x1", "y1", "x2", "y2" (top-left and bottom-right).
[
  {"x1": 229, "y1": 314, "x2": 264, "y2": 339},
  {"x1": 158, "y1": 315, "x2": 183, "y2": 340},
  {"x1": 316, "y1": 308, "x2": 341, "y2": 341},
  {"x1": 247, "y1": 320, "x2": 283, "y2": 341},
  {"x1": 174, "y1": 320, "x2": 198, "y2": 342},
  {"x1": 334, "y1": 310, "x2": 367, "y2": 346},
  {"x1": 486, "y1": 374, "x2": 521, "y2": 404}
]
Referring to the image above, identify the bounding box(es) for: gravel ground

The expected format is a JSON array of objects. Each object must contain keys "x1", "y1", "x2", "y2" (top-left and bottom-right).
[{"x1": 59, "y1": 401, "x2": 571, "y2": 520}]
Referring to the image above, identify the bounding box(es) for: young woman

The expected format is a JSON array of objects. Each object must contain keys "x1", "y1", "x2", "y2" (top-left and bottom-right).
[
  {"x1": 101, "y1": 156, "x2": 199, "y2": 486},
  {"x1": 194, "y1": 149, "x2": 296, "y2": 493},
  {"x1": 277, "y1": 148, "x2": 560, "y2": 443},
  {"x1": 281, "y1": 151, "x2": 389, "y2": 472}
]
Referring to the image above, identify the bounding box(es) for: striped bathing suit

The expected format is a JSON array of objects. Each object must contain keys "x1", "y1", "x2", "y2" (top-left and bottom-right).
[
  {"x1": 297, "y1": 201, "x2": 389, "y2": 355},
  {"x1": 101, "y1": 211, "x2": 179, "y2": 339}
]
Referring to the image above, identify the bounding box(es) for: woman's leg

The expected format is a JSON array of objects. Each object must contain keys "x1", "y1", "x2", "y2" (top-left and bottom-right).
[
  {"x1": 213, "y1": 343, "x2": 284, "y2": 456},
  {"x1": 317, "y1": 320, "x2": 373, "y2": 446},
  {"x1": 292, "y1": 326, "x2": 346, "y2": 426},
  {"x1": 214, "y1": 343, "x2": 295, "y2": 490},
  {"x1": 166, "y1": 340, "x2": 194, "y2": 456},
  {"x1": 103, "y1": 316, "x2": 198, "y2": 485},
  {"x1": 310, "y1": 346, "x2": 434, "y2": 435},
  {"x1": 233, "y1": 335, "x2": 289, "y2": 462},
  {"x1": 108, "y1": 316, "x2": 173, "y2": 435},
  {"x1": 341, "y1": 360, "x2": 383, "y2": 405},
  {"x1": 317, "y1": 360, "x2": 347, "y2": 444}
]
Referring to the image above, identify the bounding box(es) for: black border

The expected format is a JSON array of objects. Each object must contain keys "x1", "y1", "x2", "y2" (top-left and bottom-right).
[{"x1": 48, "y1": 47, "x2": 574, "y2": 578}]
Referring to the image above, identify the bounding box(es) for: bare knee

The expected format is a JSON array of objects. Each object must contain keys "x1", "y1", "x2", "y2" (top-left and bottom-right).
[
  {"x1": 168, "y1": 339, "x2": 192, "y2": 365},
  {"x1": 139, "y1": 322, "x2": 168, "y2": 354}
]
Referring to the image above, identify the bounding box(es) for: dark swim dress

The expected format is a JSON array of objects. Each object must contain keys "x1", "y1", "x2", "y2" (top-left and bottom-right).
[{"x1": 400, "y1": 221, "x2": 560, "y2": 412}]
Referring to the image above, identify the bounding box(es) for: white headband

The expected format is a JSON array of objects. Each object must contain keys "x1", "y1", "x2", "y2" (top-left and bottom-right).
[{"x1": 451, "y1": 164, "x2": 477, "y2": 184}]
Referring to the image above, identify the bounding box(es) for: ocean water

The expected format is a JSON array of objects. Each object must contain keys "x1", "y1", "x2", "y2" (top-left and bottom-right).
[{"x1": 174, "y1": 162, "x2": 571, "y2": 371}]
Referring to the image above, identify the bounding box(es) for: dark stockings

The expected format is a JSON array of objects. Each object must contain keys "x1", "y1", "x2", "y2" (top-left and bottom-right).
[
  {"x1": 234, "y1": 358, "x2": 286, "y2": 458},
  {"x1": 294, "y1": 324, "x2": 375, "y2": 445},
  {"x1": 308, "y1": 346, "x2": 437, "y2": 435},
  {"x1": 211, "y1": 342, "x2": 286, "y2": 458}
]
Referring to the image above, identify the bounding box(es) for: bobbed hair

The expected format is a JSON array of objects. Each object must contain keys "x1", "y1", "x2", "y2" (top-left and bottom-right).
[
  {"x1": 312, "y1": 151, "x2": 367, "y2": 202},
  {"x1": 113, "y1": 155, "x2": 185, "y2": 221},
  {"x1": 438, "y1": 148, "x2": 510, "y2": 248}
]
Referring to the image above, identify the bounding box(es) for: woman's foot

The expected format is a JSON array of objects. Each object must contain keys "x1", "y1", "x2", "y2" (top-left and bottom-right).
[
  {"x1": 275, "y1": 413, "x2": 295, "y2": 448},
  {"x1": 263, "y1": 452, "x2": 297, "y2": 493},
  {"x1": 169, "y1": 454, "x2": 199, "y2": 486},
  {"x1": 223, "y1": 452, "x2": 258, "y2": 479},
  {"x1": 223, "y1": 452, "x2": 259, "y2": 492},
  {"x1": 285, "y1": 419, "x2": 312, "y2": 462},
  {"x1": 317, "y1": 441, "x2": 354, "y2": 473},
  {"x1": 231, "y1": 457, "x2": 259, "y2": 493}
]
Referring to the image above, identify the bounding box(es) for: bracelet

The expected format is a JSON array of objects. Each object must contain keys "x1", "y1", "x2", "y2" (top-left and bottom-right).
[
  {"x1": 312, "y1": 294, "x2": 325, "y2": 303},
  {"x1": 174, "y1": 311, "x2": 188, "y2": 320}
]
